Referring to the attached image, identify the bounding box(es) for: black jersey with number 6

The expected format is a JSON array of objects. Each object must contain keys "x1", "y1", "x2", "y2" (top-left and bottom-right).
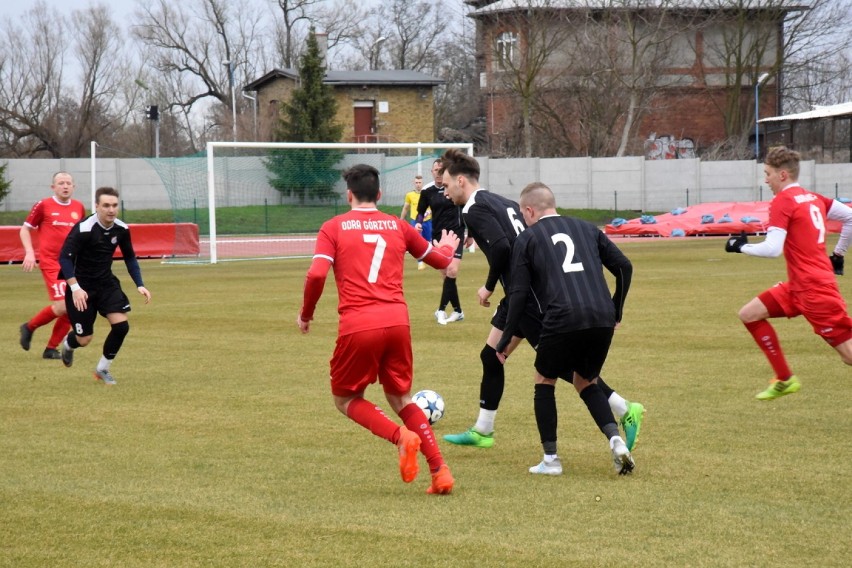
[
  {"x1": 461, "y1": 189, "x2": 526, "y2": 292},
  {"x1": 505, "y1": 215, "x2": 632, "y2": 337}
]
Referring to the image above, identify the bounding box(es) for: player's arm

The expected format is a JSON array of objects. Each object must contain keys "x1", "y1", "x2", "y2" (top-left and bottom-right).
[
  {"x1": 400, "y1": 199, "x2": 410, "y2": 220},
  {"x1": 59, "y1": 227, "x2": 89, "y2": 311},
  {"x1": 19, "y1": 224, "x2": 37, "y2": 272},
  {"x1": 599, "y1": 233, "x2": 633, "y2": 323},
  {"x1": 495, "y1": 244, "x2": 531, "y2": 359},
  {"x1": 467, "y1": 207, "x2": 510, "y2": 292},
  {"x1": 411, "y1": 224, "x2": 458, "y2": 269},
  {"x1": 298, "y1": 256, "x2": 332, "y2": 333},
  {"x1": 827, "y1": 200, "x2": 852, "y2": 274},
  {"x1": 737, "y1": 228, "x2": 786, "y2": 257},
  {"x1": 119, "y1": 236, "x2": 151, "y2": 304}
]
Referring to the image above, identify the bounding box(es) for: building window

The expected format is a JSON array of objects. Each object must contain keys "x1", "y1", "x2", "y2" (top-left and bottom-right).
[{"x1": 496, "y1": 31, "x2": 518, "y2": 67}]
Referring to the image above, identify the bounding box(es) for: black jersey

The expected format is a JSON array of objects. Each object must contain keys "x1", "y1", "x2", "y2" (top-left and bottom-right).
[
  {"x1": 417, "y1": 182, "x2": 463, "y2": 235},
  {"x1": 503, "y1": 215, "x2": 632, "y2": 341},
  {"x1": 59, "y1": 215, "x2": 144, "y2": 289},
  {"x1": 461, "y1": 189, "x2": 525, "y2": 292}
]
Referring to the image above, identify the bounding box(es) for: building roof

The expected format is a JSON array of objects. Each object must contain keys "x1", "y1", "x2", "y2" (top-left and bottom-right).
[
  {"x1": 759, "y1": 101, "x2": 852, "y2": 123},
  {"x1": 468, "y1": 0, "x2": 808, "y2": 16},
  {"x1": 244, "y1": 68, "x2": 445, "y2": 92}
]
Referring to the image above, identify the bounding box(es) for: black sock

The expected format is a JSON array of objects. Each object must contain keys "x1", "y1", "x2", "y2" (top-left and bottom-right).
[
  {"x1": 534, "y1": 383, "x2": 557, "y2": 451},
  {"x1": 103, "y1": 321, "x2": 129, "y2": 359},
  {"x1": 66, "y1": 332, "x2": 80, "y2": 349},
  {"x1": 479, "y1": 345, "x2": 504, "y2": 410},
  {"x1": 443, "y1": 277, "x2": 461, "y2": 312},
  {"x1": 578, "y1": 383, "x2": 618, "y2": 439},
  {"x1": 597, "y1": 376, "x2": 614, "y2": 398}
]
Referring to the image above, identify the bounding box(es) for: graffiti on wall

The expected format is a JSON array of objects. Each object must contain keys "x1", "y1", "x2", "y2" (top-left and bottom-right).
[{"x1": 644, "y1": 133, "x2": 696, "y2": 160}]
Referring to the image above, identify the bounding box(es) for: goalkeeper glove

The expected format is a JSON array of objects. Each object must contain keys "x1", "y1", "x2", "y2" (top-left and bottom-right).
[
  {"x1": 830, "y1": 253, "x2": 844, "y2": 276},
  {"x1": 725, "y1": 232, "x2": 748, "y2": 253}
]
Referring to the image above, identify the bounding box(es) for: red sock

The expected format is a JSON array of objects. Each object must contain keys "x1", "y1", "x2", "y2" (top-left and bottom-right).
[
  {"x1": 346, "y1": 397, "x2": 401, "y2": 443},
  {"x1": 28, "y1": 305, "x2": 58, "y2": 331},
  {"x1": 399, "y1": 403, "x2": 445, "y2": 473},
  {"x1": 744, "y1": 320, "x2": 792, "y2": 380},
  {"x1": 47, "y1": 315, "x2": 70, "y2": 350}
]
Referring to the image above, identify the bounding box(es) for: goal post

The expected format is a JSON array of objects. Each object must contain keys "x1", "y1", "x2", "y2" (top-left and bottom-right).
[{"x1": 194, "y1": 141, "x2": 474, "y2": 264}]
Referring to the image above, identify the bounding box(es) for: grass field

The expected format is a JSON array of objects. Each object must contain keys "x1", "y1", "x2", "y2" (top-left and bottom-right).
[{"x1": 2, "y1": 238, "x2": 850, "y2": 567}]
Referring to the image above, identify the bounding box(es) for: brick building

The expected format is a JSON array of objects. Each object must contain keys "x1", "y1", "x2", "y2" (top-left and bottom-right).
[
  {"x1": 244, "y1": 69, "x2": 445, "y2": 144},
  {"x1": 466, "y1": 0, "x2": 794, "y2": 158}
]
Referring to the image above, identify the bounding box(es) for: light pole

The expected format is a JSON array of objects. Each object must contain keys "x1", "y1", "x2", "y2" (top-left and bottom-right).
[
  {"x1": 224, "y1": 60, "x2": 237, "y2": 141},
  {"x1": 135, "y1": 79, "x2": 159, "y2": 157},
  {"x1": 754, "y1": 72, "x2": 770, "y2": 160},
  {"x1": 242, "y1": 91, "x2": 258, "y2": 140},
  {"x1": 370, "y1": 37, "x2": 386, "y2": 70}
]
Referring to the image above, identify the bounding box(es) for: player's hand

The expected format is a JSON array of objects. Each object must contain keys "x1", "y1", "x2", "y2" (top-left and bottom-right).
[
  {"x1": 478, "y1": 286, "x2": 493, "y2": 307},
  {"x1": 415, "y1": 223, "x2": 422, "y2": 233},
  {"x1": 725, "y1": 232, "x2": 748, "y2": 253},
  {"x1": 21, "y1": 252, "x2": 36, "y2": 272},
  {"x1": 137, "y1": 286, "x2": 152, "y2": 304},
  {"x1": 495, "y1": 350, "x2": 508, "y2": 364},
  {"x1": 830, "y1": 253, "x2": 844, "y2": 276},
  {"x1": 435, "y1": 229, "x2": 460, "y2": 252},
  {"x1": 72, "y1": 288, "x2": 88, "y2": 311},
  {"x1": 297, "y1": 314, "x2": 310, "y2": 334}
]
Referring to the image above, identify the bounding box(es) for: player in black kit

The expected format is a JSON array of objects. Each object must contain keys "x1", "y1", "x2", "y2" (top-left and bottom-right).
[
  {"x1": 416, "y1": 159, "x2": 465, "y2": 324},
  {"x1": 496, "y1": 182, "x2": 635, "y2": 475},
  {"x1": 58, "y1": 187, "x2": 152, "y2": 385}
]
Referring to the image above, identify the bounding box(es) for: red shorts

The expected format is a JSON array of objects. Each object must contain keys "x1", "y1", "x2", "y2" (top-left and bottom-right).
[
  {"x1": 39, "y1": 262, "x2": 66, "y2": 301},
  {"x1": 329, "y1": 325, "x2": 413, "y2": 398},
  {"x1": 760, "y1": 281, "x2": 852, "y2": 347}
]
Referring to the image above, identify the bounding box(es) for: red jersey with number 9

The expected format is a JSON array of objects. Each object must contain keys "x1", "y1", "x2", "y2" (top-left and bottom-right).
[
  {"x1": 313, "y1": 207, "x2": 432, "y2": 336},
  {"x1": 767, "y1": 185, "x2": 835, "y2": 291}
]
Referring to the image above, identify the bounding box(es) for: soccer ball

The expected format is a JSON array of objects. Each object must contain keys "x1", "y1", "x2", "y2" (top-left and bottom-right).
[{"x1": 413, "y1": 389, "x2": 445, "y2": 425}]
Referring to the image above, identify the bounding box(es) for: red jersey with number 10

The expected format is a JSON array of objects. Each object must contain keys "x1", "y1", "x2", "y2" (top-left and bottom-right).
[
  {"x1": 767, "y1": 185, "x2": 835, "y2": 291},
  {"x1": 24, "y1": 196, "x2": 86, "y2": 269},
  {"x1": 313, "y1": 207, "x2": 432, "y2": 336}
]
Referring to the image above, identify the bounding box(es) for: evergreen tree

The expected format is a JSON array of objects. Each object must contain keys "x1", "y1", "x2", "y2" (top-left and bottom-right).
[
  {"x1": 265, "y1": 30, "x2": 344, "y2": 202},
  {"x1": 0, "y1": 162, "x2": 11, "y2": 206}
]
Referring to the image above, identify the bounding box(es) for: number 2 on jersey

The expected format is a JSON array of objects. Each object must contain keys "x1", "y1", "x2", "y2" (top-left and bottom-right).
[
  {"x1": 363, "y1": 234, "x2": 386, "y2": 283},
  {"x1": 551, "y1": 233, "x2": 584, "y2": 273}
]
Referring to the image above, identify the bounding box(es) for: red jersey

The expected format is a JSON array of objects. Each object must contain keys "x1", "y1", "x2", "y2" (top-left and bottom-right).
[
  {"x1": 767, "y1": 185, "x2": 835, "y2": 291},
  {"x1": 24, "y1": 196, "x2": 86, "y2": 268},
  {"x1": 308, "y1": 207, "x2": 432, "y2": 336}
]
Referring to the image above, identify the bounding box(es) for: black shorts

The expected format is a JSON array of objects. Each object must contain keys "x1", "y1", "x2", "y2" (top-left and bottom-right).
[
  {"x1": 65, "y1": 275, "x2": 131, "y2": 337},
  {"x1": 534, "y1": 327, "x2": 614, "y2": 381},
  {"x1": 491, "y1": 298, "x2": 542, "y2": 347}
]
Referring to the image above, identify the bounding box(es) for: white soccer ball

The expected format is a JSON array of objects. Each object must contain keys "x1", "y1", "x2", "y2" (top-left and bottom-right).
[{"x1": 413, "y1": 389, "x2": 445, "y2": 425}]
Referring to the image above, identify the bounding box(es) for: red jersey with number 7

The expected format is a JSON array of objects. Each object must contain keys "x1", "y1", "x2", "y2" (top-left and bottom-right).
[
  {"x1": 24, "y1": 196, "x2": 86, "y2": 269},
  {"x1": 311, "y1": 207, "x2": 434, "y2": 336},
  {"x1": 767, "y1": 185, "x2": 836, "y2": 291}
]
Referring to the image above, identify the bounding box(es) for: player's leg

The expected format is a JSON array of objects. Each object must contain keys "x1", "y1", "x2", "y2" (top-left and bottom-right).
[
  {"x1": 20, "y1": 268, "x2": 64, "y2": 353},
  {"x1": 593, "y1": 377, "x2": 645, "y2": 451},
  {"x1": 90, "y1": 285, "x2": 133, "y2": 385},
  {"x1": 443, "y1": 249, "x2": 464, "y2": 323},
  {"x1": 529, "y1": 372, "x2": 562, "y2": 475},
  {"x1": 330, "y1": 329, "x2": 422, "y2": 484},
  {"x1": 45, "y1": 298, "x2": 70, "y2": 358},
  {"x1": 567, "y1": 328, "x2": 633, "y2": 474},
  {"x1": 444, "y1": 322, "x2": 522, "y2": 447},
  {"x1": 798, "y1": 285, "x2": 852, "y2": 365},
  {"x1": 60, "y1": 288, "x2": 97, "y2": 368},
  {"x1": 739, "y1": 286, "x2": 799, "y2": 400}
]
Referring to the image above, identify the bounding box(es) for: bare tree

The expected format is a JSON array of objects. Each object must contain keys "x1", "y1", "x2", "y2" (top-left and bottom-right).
[{"x1": 0, "y1": 2, "x2": 134, "y2": 158}]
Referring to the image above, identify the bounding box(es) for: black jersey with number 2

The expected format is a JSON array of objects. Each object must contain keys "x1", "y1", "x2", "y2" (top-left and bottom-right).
[{"x1": 505, "y1": 215, "x2": 632, "y2": 338}]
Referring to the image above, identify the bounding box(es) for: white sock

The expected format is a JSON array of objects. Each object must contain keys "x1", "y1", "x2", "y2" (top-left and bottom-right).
[
  {"x1": 544, "y1": 453, "x2": 558, "y2": 463},
  {"x1": 474, "y1": 409, "x2": 497, "y2": 435},
  {"x1": 97, "y1": 356, "x2": 112, "y2": 373},
  {"x1": 608, "y1": 392, "x2": 629, "y2": 419}
]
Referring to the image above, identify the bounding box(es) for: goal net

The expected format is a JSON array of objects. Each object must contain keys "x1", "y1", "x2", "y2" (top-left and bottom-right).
[{"x1": 152, "y1": 141, "x2": 474, "y2": 264}]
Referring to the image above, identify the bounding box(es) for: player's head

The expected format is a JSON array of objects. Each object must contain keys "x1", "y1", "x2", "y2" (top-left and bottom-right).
[
  {"x1": 519, "y1": 182, "x2": 556, "y2": 226},
  {"x1": 430, "y1": 159, "x2": 444, "y2": 186},
  {"x1": 94, "y1": 187, "x2": 120, "y2": 227},
  {"x1": 414, "y1": 174, "x2": 423, "y2": 191},
  {"x1": 763, "y1": 146, "x2": 800, "y2": 194},
  {"x1": 441, "y1": 149, "x2": 479, "y2": 205},
  {"x1": 51, "y1": 171, "x2": 75, "y2": 202},
  {"x1": 343, "y1": 164, "x2": 381, "y2": 204}
]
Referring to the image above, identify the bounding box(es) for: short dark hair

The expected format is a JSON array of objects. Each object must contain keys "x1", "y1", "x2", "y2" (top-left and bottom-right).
[
  {"x1": 342, "y1": 164, "x2": 380, "y2": 202},
  {"x1": 95, "y1": 187, "x2": 119, "y2": 204},
  {"x1": 765, "y1": 146, "x2": 800, "y2": 178},
  {"x1": 441, "y1": 148, "x2": 479, "y2": 181}
]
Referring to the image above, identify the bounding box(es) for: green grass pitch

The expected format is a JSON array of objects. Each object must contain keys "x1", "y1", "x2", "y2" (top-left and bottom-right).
[{"x1": 1, "y1": 237, "x2": 849, "y2": 567}]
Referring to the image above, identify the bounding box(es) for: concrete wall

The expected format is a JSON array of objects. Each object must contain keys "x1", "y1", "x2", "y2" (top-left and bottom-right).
[{"x1": 3, "y1": 156, "x2": 852, "y2": 218}]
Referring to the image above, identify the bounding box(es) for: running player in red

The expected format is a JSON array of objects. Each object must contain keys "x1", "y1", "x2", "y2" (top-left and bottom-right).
[
  {"x1": 297, "y1": 164, "x2": 459, "y2": 495},
  {"x1": 725, "y1": 146, "x2": 852, "y2": 399},
  {"x1": 19, "y1": 172, "x2": 86, "y2": 359}
]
